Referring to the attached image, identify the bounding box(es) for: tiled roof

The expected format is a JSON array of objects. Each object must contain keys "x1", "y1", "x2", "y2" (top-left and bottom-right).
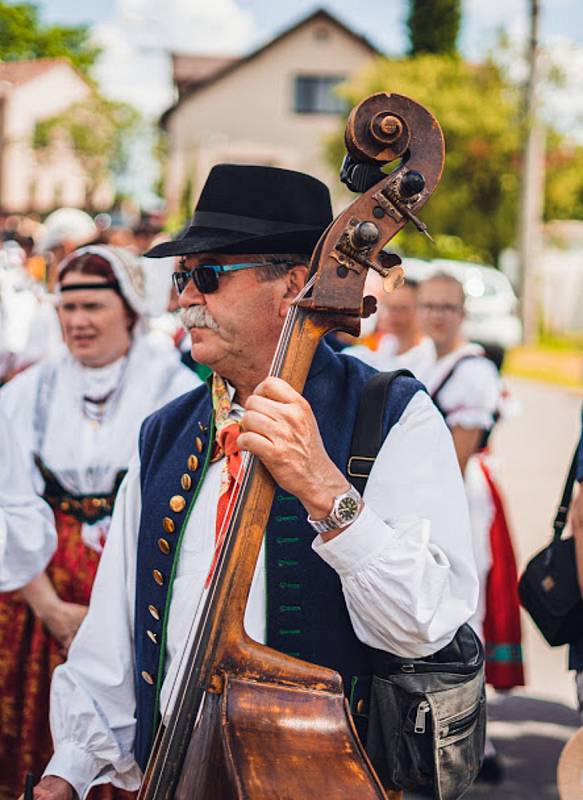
[
  {"x1": 172, "y1": 54, "x2": 240, "y2": 88},
  {"x1": 0, "y1": 58, "x2": 70, "y2": 88}
]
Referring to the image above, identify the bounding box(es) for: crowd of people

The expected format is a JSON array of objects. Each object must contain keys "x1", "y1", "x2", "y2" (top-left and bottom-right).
[{"x1": 0, "y1": 163, "x2": 571, "y2": 798}]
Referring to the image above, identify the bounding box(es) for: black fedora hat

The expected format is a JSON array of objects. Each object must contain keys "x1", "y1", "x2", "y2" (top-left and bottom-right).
[{"x1": 145, "y1": 164, "x2": 333, "y2": 259}]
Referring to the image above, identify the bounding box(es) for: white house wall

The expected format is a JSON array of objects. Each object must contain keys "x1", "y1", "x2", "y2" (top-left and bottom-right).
[{"x1": 165, "y1": 18, "x2": 375, "y2": 215}]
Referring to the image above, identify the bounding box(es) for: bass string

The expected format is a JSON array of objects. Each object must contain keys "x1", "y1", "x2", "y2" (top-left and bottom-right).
[{"x1": 152, "y1": 279, "x2": 314, "y2": 774}]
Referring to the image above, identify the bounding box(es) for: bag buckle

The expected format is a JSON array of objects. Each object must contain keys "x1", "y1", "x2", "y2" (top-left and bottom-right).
[{"x1": 348, "y1": 456, "x2": 375, "y2": 479}]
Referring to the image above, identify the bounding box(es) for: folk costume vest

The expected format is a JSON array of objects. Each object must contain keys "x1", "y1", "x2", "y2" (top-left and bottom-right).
[{"x1": 133, "y1": 342, "x2": 422, "y2": 769}]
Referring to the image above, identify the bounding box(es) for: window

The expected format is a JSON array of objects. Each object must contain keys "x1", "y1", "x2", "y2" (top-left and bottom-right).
[{"x1": 293, "y1": 75, "x2": 346, "y2": 115}]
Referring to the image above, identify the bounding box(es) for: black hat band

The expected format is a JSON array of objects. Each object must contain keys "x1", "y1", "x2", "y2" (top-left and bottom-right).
[{"x1": 191, "y1": 211, "x2": 318, "y2": 235}]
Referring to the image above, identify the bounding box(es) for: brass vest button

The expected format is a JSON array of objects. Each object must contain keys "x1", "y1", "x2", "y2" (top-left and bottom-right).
[
  {"x1": 158, "y1": 538, "x2": 171, "y2": 555},
  {"x1": 162, "y1": 516, "x2": 175, "y2": 534},
  {"x1": 148, "y1": 604, "x2": 160, "y2": 621},
  {"x1": 181, "y1": 473, "x2": 192, "y2": 491},
  {"x1": 187, "y1": 454, "x2": 199, "y2": 472},
  {"x1": 169, "y1": 495, "x2": 186, "y2": 513},
  {"x1": 146, "y1": 629, "x2": 158, "y2": 645},
  {"x1": 195, "y1": 436, "x2": 203, "y2": 453},
  {"x1": 141, "y1": 670, "x2": 155, "y2": 685},
  {"x1": 60, "y1": 501, "x2": 70, "y2": 512},
  {"x1": 152, "y1": 569, "x2": 164, "y2": 586},
  {"x1": 356, "y1": 699, "x2": 365, "y2": 714}
]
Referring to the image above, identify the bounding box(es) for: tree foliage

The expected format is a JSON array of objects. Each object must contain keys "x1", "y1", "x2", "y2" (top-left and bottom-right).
[
  {"x1": 544, "y1": 131, "x2": 583, "y2": 222},
  {"x1": 407, "y1": 0, "x2": 461, "y2": 56},
  {"x1": 33, "y1": 95, "x2": 141, "y2": 209},
  {"x1": 328, "y1": 55, "x2": 522, "y2": 264},
  {"x1": 0, "y1": 2, "x2": 100, "y2": 76}
]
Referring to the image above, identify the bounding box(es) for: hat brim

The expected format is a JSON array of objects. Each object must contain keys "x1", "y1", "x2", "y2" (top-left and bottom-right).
[{"x1": 144, "y1": 225, "x2": 327, "y2": 259}]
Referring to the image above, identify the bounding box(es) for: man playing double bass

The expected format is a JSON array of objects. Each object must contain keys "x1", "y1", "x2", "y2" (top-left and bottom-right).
[{"x1": 31, "y1": 165, "x2": 478, "y2": 799}]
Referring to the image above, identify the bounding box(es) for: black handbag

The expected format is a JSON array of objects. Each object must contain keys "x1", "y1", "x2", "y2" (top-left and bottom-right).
[{"x1": 518, "y1": 448, "x2": 583, "y2": 646}]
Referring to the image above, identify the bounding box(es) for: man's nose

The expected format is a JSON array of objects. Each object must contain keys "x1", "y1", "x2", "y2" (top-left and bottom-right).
[{"x1": 178, "y1": 277, "x2": 205, "y2": 308}]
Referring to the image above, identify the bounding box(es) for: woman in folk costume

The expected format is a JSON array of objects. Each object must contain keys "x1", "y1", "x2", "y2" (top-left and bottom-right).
[
  {"x1": 417, "y1": 271, "x2": 523, "y2": 781},
  {"x1": 0, "y1": 245, "x2": 199, "y2": 798}
]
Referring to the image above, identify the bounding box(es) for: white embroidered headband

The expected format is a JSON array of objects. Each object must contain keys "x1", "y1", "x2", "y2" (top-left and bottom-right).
[{"x1": 57, "y1": 245, "x2": 149, "y2": 317}]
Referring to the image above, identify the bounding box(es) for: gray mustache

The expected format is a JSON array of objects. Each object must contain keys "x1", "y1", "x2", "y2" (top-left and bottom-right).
[{"x1": 180, "y1": 305, "x2": 219, "y2": 331}]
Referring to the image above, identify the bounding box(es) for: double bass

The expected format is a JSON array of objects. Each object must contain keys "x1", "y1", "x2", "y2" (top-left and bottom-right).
[{"x1": 138, "y1": 92, "x2": 445, "y2": 799}]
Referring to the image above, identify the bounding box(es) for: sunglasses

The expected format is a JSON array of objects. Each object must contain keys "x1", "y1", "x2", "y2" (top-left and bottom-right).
[{"x1": 172, "y1": 260, "x2": 296, "y2": 295}]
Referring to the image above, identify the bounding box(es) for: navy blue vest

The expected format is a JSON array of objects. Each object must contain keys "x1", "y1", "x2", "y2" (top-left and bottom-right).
[{"x1": 133, "y1": 342, "x2": 423, "y2": 769}]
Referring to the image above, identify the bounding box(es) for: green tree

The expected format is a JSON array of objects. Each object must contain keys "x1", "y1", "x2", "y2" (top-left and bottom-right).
[
  {"x1": 407, "y1": 0, "x2": 461, "y2": 55},
  {"x1": 0, "y1": 1, "x2": 100, "y2": 76},
  {"x1": 328, "y1": 55, "x2": 522, "y2": 264},
  {"x1": 544, "y1": 132, "x2": 583, "y2": 222},
  {"x1": 33, "y1": 95, "x2": 141, "y2": 210}
]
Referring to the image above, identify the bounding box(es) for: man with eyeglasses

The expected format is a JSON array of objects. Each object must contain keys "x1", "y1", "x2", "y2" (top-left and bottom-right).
[
  {"x1": 31, "y1": 165, "x2": 478, "y2": 799},
  {"x1": 418, "y1": 271, "x2": 524, "y2": 784}
]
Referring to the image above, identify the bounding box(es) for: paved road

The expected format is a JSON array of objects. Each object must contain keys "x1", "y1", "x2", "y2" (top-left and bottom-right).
[{"x1": 469, "y1": 377, "x2": 582, "y2": 798}]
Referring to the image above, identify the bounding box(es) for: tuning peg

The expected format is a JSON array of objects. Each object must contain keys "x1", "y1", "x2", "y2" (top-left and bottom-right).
[
  {"x1": 382, "y1": 266, "x2": 405, "y2": 293},
  {"x1": 400, "y1": 170, "x2": 425, "y2": 198},
  {"x1": 378, "y1": 252, "x2": 402, "y2": 269},
  {"x1": 362, "y1": 294, "x2": 377, "y2": 318}
]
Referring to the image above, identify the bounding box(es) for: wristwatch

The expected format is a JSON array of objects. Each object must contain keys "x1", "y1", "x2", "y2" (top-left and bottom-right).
[{"x1": 307, "y1": 485, "x2": 363, "y2": 534}]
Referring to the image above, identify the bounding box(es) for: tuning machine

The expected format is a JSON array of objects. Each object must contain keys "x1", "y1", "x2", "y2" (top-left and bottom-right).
[{"x1": 366, "y1": 251, "x2": 405, "y2": 293}]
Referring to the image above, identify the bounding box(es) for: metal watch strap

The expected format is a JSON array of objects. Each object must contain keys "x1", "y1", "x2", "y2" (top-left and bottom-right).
[{"x1": 307, "y1": 485, "x2": 362, "y2": 534}]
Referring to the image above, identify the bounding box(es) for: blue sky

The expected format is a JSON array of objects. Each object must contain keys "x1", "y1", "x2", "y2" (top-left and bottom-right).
[
  {"x1": 35, "y1": 1, "x2": 583, "y2": 204},
  {"x1": 35, "y1": 1, "x2": 583, "y2": 118},
  {"x1": 38, "y1": 0, "x2": 583, "y2": 55}
]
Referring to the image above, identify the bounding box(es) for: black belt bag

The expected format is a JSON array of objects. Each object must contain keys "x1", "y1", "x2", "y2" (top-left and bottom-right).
[
  {"x1": 366, "y1": 624, "x2": 485, "y2": 800},
  {"x1": 349, "y1": 370, "x2": 486, "y2": 800}
]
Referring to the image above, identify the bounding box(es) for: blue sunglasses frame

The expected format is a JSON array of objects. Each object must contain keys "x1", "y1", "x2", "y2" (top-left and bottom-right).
[{"x1": 172, "y1": 260, "x2": 296, "y2": 294}]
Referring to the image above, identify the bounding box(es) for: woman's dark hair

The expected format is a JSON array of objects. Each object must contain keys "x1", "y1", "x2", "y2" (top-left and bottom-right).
[{"x1": 59, "y1": 253, "x2": 138, "y2": 330}]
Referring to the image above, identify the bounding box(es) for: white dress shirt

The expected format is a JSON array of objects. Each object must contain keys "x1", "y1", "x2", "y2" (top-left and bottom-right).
[
  {"x1": 46, "y1": 389, "x2": 478, "y2": 797},
  {"x1": 0, "y1": 409, "x2": 56, "y2": 590}
]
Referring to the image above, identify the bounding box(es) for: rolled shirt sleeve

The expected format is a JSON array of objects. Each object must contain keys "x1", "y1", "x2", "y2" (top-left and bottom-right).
[
  {"x1": 313, "y1": 390, "x2": 478, "y2": 658},
  {"x1": 45, "y1": 457, "x2": 143, "y2": 798}
]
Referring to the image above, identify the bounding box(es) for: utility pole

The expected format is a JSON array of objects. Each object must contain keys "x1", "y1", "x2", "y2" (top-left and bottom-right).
[{"x1": 518, "y1": 0, "x2": 545, "y2": 344}]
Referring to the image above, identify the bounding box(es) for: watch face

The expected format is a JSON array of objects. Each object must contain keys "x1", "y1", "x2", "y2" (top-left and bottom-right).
[{"x1": 337, "y1": 495, "x2": 359, "y2": 522}]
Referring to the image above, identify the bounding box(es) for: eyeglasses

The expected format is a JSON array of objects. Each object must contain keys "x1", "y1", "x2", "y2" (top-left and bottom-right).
[
  {"x1": 418, "y1": 302, "x2": 463, "y2": 316},
  {"x1": 172, "y1": 260, "x2": 296, "y2": 295}
]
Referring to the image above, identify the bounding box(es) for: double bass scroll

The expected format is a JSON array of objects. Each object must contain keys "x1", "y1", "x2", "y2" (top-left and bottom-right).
[{"x1": 138, "y1": 92, "x2": 445, "y2": 800}]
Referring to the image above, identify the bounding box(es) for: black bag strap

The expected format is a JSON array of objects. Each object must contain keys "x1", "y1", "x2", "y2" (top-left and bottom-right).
[
  {"x1": 554, "y1": 448, "x2": 580, "y2": 540},
  {"x1": 348, "y1": 369, "x2": 414, "y2": 494},
  {"x1": 430, "y1": 354, "x2": 479, "y2": 415}
]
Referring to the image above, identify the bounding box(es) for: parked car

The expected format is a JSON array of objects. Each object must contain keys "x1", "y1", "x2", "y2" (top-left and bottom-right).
[{"x1": 400, "y1": 257, "x2": 523, "y2": 349}]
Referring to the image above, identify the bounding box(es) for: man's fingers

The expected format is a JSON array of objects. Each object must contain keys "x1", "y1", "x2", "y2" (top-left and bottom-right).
[
  {"x1": 238, "y1": 430, "x2": 276, "y2": 460},
  {"x1": 244, "y1": 393, "x2": 284, "y2": 421},
  {"x1": 240, "y1": 409, "x2": 280, "y2": 442},
  {"x1": 253, "y1": 376, "x2": 301, "y2": 403}
]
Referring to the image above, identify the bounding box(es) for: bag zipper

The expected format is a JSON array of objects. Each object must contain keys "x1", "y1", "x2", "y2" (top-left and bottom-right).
[
  {"x1": 440, "y1": 702, "x2": 481, "y2": 738},
  {"x1": 414, "y1": 700, "x2": 431, "y2": 734}
]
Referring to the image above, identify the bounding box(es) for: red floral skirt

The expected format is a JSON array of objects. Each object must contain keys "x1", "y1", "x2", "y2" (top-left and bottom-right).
[{"x1": 0, "y1": 511, "x2": 137, "y2": 799}]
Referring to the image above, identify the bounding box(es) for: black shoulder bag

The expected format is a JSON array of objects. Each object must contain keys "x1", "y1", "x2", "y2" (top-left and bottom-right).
[
  {"x1": 518, "y1": 449, "x2": 583, "y2": 646},
  {"x1": 349, "y1": 370, "x2": 486, "y2": 800}
]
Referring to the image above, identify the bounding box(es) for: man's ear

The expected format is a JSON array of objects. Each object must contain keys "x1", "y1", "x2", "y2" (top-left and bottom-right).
[{"x1": 279, "y1": 265, "x2": 308, "y2": 316}]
